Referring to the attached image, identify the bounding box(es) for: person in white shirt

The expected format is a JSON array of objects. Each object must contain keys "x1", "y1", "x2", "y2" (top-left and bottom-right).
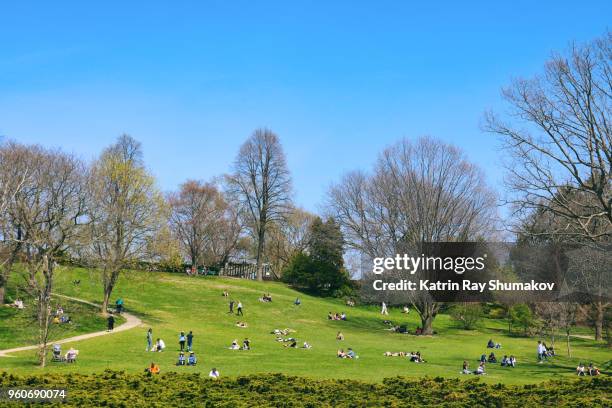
[
  {"x1": 381, "y1": 302, "x2": 388, "y2": 315},
  {"x1": 209, "y1": 368, "x2": 220, "y2": 379},
  {"x1": 537, "y1": 341, "x2": 547, "y2": 363},
  {"x1": 156, "y1": 338, "x2": 166, "y2": 352}
]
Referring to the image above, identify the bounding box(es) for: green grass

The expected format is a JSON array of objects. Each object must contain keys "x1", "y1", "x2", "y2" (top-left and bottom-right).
[
  {"x1": 0, "y1": 266, "x2": 609, "y2": 384},
  {"x1": 0, "y1": 283, "x2": 124, "y2": 350}
]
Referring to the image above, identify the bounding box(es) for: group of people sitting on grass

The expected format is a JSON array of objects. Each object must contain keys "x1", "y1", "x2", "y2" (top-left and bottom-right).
[
  {"x1": 236, "y1": 321, "x2": 248, "y2": 328},
  {"x1": 146, "y1": 362, "x2": 220, "y2": 379},
  {"x1": 52, "y1": 305, "x2": 71, "y2": 324},
  {"x1": 537, "y1": 340, "x2": 555, "y2": 362},
  {"x1": 271, "y1": 328, "x2": 295, "y2": 336},
  {"x1": 259, "y1": 293, "x2": 273, "y2": 302},
  {"x1": 52, "y1": 344, "x2": 79, "y2": 363},
  {"x1": 576, "y1": 362, "x2": 600, "y2": 376},
  {"x1": 282, "y1": 340, "x2": 311, "y2": 349},
  {"x1": 337, "y1": 348, "x2": 358, "y2": 359},
  {"x1": 229, "y1": 338, "x2": 251, "y2": 350},
  {"x1": 500, "y1": 355, "x2": 517, "y2": 367},
  {"x1": 176, "y1": 351, "x2": 198, "y2": 366},
  {"x1": 479, "y1": 352, "x2": 517, "y2": 367},
  {"x1": 383, "y1": 351, "x2": 425, "y2": 362},
  {"x1": 328, "y1": 312, "x2": 347, "y2": 321},
  {"x1": 462, "y1": 361, "x2": 486, "y2": 375},
  {"x1": 487, "y1": 339, "x2": 502, "y2": 349}
]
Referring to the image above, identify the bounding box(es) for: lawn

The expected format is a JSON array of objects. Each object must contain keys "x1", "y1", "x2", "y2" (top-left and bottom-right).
[{"x1": 0, "y1": 266, "x2": 609, "y2": 384}]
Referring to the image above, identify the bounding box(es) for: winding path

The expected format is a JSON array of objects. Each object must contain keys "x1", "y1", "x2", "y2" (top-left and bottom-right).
[{"x1": 0, "y1": 294, "x2": 142, "y2": 357}]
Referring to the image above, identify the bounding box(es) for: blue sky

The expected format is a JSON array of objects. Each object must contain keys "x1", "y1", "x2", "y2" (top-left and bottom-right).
[{"x1": 0, "y1": 1, "x2": 610, "y2": 213}]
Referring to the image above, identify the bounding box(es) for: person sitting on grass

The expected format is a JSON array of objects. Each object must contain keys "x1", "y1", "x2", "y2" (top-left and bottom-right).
[
  {"x1": 509, "y1": 355, "x2": 516, "y2": 367},
  {"x1": 229, "y1": 339, "x2": 240, "y2": 350},
  {"x1": 588, "y1": 363, "x2": 600, "y2": 376},
  {"x1": 336, "y1": 332, "x2": 344, "y2": 341},
  {"x1": 475, "y1": 362, "x2": 486, "y2": 375},
  {"x1": 155, "y1": 338, "x2": 166, "y2": 352},
  {"x1": 60, "y1": 315, "x2": 71, "y2": 324},
  {"x1": 294, "y1": 298, "x2": 301, "y2": 306},
  {"x1": 209, "y1": 368, "x2": 220, "y2": 379},
  {"x1": 410, "y1": 351, "x2": 424, "y2": 363},
  {"x1": 346, "y1": 299, "x2": 355, "y2": 307},
  {"x1": 501, "y1": 355, "x2": 509, "y2": 366},
  {"x1": 302, "y1": 342, "x2": 312, "y2": 349},
  {"x1": 241, "y1": 338, "x2": 251, "y2": 350},
  {"x1": 285, "y1": 340, "x2": 297, "y2": 348},
  {"x1": 53, "y1": 316, "x2": 60, "y2": 324},
  {"x1": 65, "y1": 347, "x2": 78, "y2": 363},
  {"x1": 146, "y1": 362, "x2": 160, "y2": 375},
  {"x1": 176, "y1": 352, "x2": 186, "y2": 366},
  {"x1": 337, "y1": 349, "x2": 346, "y2": 358},
  {"x1": 462, "y1": 361, "x2": 471, "y2": 374},
  {"x1": 328, "y1": 312, "x2": 333, "y2": 320},
  {"x1": 340, "y1": 312, "x2": 347, "y2": 321},
  {"x1": 52, "y1": 344, "x2": 62, "y2": 361},
  {"x1": 236, "y1": 321, "x2": 248, "y2": 328},
  {"x1": 576, "y1": 362, "x2": 586, "y2": 376},
  {"x1": 56, "y1": 305, "x2": 64, "y2": 316},
  {"x1": 11, "y1": 298, "x2": 24, "y2": 309},
  {"x1": 346, "y1": 348, "x2": 357, "y2": 359},
  {"x1": 222, "y1": 290, "x2": 229, "y2": 297},
  {"x1": 487, "y1": 352, "x2": 497, "y2": 363},
  {"x1": 187, "y1": 351, "x2": 197, "y2": 366},
  {"x1": 402, "y1": 305, "x2": 410, "y2": 314},
  {"x1": 479, "y1": 354, "x2": 487, "y2": 363}
]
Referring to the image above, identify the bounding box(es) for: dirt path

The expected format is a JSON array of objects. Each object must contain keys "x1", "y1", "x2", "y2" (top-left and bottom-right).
[{"x1": 0, "y1": 294, "x2": 142, "y2": 357}]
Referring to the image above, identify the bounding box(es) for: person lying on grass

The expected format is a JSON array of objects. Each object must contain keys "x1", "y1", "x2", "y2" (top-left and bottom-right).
[
  {"x1": 302, "y1": 342, "x2": 312, "y2": 349},
  {"x1": 275, "y1": 337, "x2": 296, "y2": 343},
  {"x1": 145, "y1": 362, "x2": 160, "y2": 375},
  {"x1": 271, "y1": 328, "x2": 294, "y2": 336},
  {"x1": 236, "y1": 321, "x2": 248, "y2": 328},
  {"x1": 187, "y1": 351, "x2": 197, "y2": 366},
  {"x1": 285, "y1": 340, "x2": 297, "y2": 348},
  {"x1": 475, "y1": 361, "x2": 486, "y2": 375},
  {"x1": 8, "y1": 298, "x2": 24, "y2": 309},
  {"x1": 383, "y1": 352, "x2": 406, "y2": 357}
]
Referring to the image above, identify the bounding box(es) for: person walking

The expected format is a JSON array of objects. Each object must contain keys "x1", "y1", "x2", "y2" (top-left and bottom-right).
[
  {"x1": 187, "y1": 331, "x2": 194, "y2": 352},
  {"x1": 146, "y1": 328, "x2": 153, "y2": 351},
  {"x1": 381, "y1": 302, "x2": 388, "y2": 315},
  {"x1": 228, "y1": 300, "x2": 235, "y2": 314},
  {"x1": 115, "y1": 298, "x2": 124, "y2": 314},
  {"x1": 107, "y1": 313, "x2": 115, "y2": 332},
  {"x1": 236, "y1": 301, "x2": 243, "y2": 316}
]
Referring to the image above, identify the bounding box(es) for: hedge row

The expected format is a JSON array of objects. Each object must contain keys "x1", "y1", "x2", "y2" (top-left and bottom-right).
[{"x1": 0, "y1": 371, "x2": 609, "y2": 407}]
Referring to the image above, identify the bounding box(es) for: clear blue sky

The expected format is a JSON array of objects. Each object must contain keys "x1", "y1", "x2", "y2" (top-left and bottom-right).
[{"x1": 1, "y1": 1, "x2": 610, "y2": 213}]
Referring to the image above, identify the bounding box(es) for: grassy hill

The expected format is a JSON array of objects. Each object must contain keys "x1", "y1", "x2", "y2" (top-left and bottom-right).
[{"x1": 0, "y1": 266, "x2": 609, "y2": 385}]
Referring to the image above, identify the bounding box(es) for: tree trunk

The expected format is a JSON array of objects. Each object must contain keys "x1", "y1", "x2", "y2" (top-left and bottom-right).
[
  {"x1": 0, "y1": 284, "x2": 5, "y2": 305},
  {"x1": 421, "y1": 314, "x2": 434, "y2": 335},
  {"x1": 566, "y1": 329, "x2": 571, "y2": 357},
  {"x1": 101, "y1": 269, "x2": 120, "y2": 315},
  {"x1": 256, "y1": 229, "x2": 265, "y2": 281},
  {"x1": 593, "y1": 302, "x2": 604, "y2": 341},
  {"x1": 37, "y1": 256, "x2": 54, "y2": 367}
]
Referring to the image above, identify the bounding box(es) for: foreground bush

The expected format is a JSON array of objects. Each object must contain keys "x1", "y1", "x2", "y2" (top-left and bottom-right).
[{"x1": 0, "y1": 371, "x2": 609, "y2": 407}]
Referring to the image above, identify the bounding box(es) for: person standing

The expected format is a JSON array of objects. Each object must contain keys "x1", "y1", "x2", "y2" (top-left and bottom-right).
[
  {"x1": 237, "y1": 301, "x2": 243, "y2": 316},
  {"x1": 228, "y1": 300, "x2": 235, "y2": 314},
  {"x1": 146, "y1": 328, "x2": 153, "y2": 351},
  {"x1": 115, "y1": 298, "x2": 124, "y2": 314},
  {"x1": 179, "y1": 331, "x2": 186, "y2": 351},
  {"x1": 107, "y1": 313, "x2": 115, "y2": 332},
  {"x1": 381, "y1": 302, "x2": 388, "y2": 315},
  {"x1": 187, "y1": 331, "x2": 194, "y2": 352}
]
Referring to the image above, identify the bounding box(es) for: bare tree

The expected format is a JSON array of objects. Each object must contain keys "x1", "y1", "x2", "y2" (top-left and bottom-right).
[
  {"x1": 0, "y1": 141, "x2": 31, "y2": 304},
  {"x1": 225, "y1": 129, "x2": 292, "y2": 280},
  {"x1": 11, "y1": 145, "x2": 87, "y2": 366},
  {"x1": 327, "y1": 136, "x2": 497, "y2": 334},
  {"x1": 87, "y1": 135, "x2": 165, "y2": 314},
  {"x1": 265, "y1": 207, "x2": 315, "y2": 277},
  {"x1": 169, "y1": 180, "x2": 242, "y2": 269},
  {"x1": 484, "y1": 32, "x2": 612, "y2": 241}
]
